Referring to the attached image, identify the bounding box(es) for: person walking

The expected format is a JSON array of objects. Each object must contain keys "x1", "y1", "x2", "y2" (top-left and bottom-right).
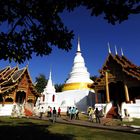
[
  {"x1": 71, "y1": 107, "x2": 76, "y2": 120},
  {"x1": 75, "y1": 108, "x2": 79, "y2": 120},
  {"x1": 95, "y1": 108, "x2": 101, "y2": 123},
  {"x1": 58, "y1": 107, "x2": 61, "y2": 117},
  {"x1": 39, "y1": 106, "x2": 44, "y2": 119},
  {"x1": 89, "y1": 107, "x2": 95, "y2": 122},
  {"x1": 52, "y1": 107, "x2": 57, "y2": 123}
]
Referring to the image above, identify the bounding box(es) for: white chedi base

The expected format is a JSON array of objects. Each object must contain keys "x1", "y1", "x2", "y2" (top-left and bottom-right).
[
  {"x1": 56, "y1": 90, "x2": 95, "y2": 112},
  {"x1": 35, "y1": 89, "x2": 95, "y2": 114}
]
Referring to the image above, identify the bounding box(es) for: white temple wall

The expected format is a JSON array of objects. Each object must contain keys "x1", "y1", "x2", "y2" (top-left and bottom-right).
[
  {"x1": 36, "y1": 93, "x2": 59, "y2": 113},
  {"x1": 56, "y1": 90, "x2": 95, "y2": 112},
  {"x1": 121, "y1": 101, "x2": 140, "y2": 118},
  {"x1": 0, "y1": 104, "x2": 13, "y2": 116}
]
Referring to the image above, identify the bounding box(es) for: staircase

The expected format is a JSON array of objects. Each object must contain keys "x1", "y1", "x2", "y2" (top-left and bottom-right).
[
  {"x1": 24, "y1": 102, "x2": 34, "y2": 116},
  {"x1": 106, "y1": 106, "x2": 118, "y2": 118},
  {"x1": 24, "y1": 108, "x2": 33, "y2": 116}
]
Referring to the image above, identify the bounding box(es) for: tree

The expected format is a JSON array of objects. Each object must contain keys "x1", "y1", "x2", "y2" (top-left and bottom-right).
[
  {"x1": 0, "y1": 0, "x2": 140, "y2": 63},
  {"x1": 55, "y1": 83, "x2": 64, "y2": 92},
  {"x1": 90, "y1": 75, "x2": 98, "y2": 81},
  {"x1": 34, "y1": 74, "x2": 48, "y2": 93}
]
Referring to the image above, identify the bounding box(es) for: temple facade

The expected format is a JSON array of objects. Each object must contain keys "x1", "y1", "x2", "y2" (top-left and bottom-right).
[
  {"x1": 92, "y1": 46, "x2": 140, "y2": 118},
  {"x1": 0, "y1": 65, "x2": 40, "y2": 116}
]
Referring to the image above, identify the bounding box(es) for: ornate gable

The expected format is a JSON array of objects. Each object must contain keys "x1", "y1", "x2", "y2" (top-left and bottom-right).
[
  {"x1": 92, "y1": 53, "x2": 140, "y2": 91},
  {"x1": 0, "y1": 65, "x2": 40, "y2": 105}
]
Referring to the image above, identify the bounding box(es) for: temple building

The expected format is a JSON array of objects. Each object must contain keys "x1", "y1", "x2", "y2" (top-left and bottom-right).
[
  {"x1": 0, "y1": 65, "x2": 40, "y2": 116},
  {"x1": 36, "y1": 38, "x2": 95, "y2": 112},
  {"x1": 92, "y1": 45, "x2": 140, "y2": 118}
]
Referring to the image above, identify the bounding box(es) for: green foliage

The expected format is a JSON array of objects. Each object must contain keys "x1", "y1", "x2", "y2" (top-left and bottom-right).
[
  {"x1": 90, "y1": 75, "x2": 98, "y2": 81},
  {"x1": 55, "y1": 84, "x2": 64, "y2": 92},
  {"x1": 34, "y1": 74, "x2": 48, "y2": 93},
  {"x1": 0, "y1": 0, "x2": 140, "y2": 63}
]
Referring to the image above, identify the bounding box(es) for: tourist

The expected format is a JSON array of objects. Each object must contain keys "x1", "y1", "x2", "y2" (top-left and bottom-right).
[
  {"x1": 68, "y1": 107, "x2": 72, "y2": 119},
  {"x1": 87, "y1": 107, "x2": 91, "y2": 115},
  {"x1": 89, "y1": 107, "x2": 95, "y2": 122},
  {"x1": 87, "y1": 107, "x2": 92, "y2": 120},
  {"x1": 75, "y1": 108, "x2": 79, "y2": 120},
  {"x1": 95, "y1": 108, "x2": 101, "y2": 123},
  {"x1": 58, "y1": 107, "x2": 61, "y2": 117},
  {"x1": 50, "y1": 107, "x2": 52, "y2": 117},
  {"x1": 66, "y1": 106, "x2": 69, "y2": 118},
  {"x1": 39, "y1": 106, "x2": 44, "y2": 119},
  {"x1": 71, "y1": 107, "x2": 76, "y2": 120},
  {"x1": 52, "y1": 107, "x2": 57, "y2": 123}
]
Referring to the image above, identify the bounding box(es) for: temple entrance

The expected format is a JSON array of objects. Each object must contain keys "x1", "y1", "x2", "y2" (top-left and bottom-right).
[
  {"x1": 109, "y1": 81, "x2": 125, "y2": 106},
  {"x1": 96, "y1": 90, "x2": 106, "y2": 103},
  {"x1": 15, "y1": 91, "x2": 26, "y2": 104}
]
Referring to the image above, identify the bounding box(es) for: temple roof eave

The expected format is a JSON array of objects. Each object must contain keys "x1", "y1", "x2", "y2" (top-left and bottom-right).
[
  {"x1": 0, "y1": 84, "x2": 18, "y2": 95},
  {"x1": 93, "y1": 53, "x2": 140, "y2": 90}
]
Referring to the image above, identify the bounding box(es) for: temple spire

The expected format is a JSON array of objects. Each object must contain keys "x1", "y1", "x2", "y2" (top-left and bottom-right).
[
  {"x1": 49, "y1": 69, "x2": 52, "y2": 81},
  {"x1": 43, "y1": 69, "x2": 56, "y2": 93},
  {"x1": 115, "y1": 45, "x2": 118, "y2": 55},
  {"x1": 77, "y1": 36, "x2": 81, "y2": 52},
  {"x1": 107, "y1": 42, "x2": 111, "y2": 54},
  {"x1": 121, "y1": 48, "x2": 124, "y2": 56}
]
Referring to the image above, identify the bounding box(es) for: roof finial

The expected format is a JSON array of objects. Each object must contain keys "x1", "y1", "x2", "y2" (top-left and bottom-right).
[
  {"x1": 121, "y1": 48, "x2": 124, "y2": 56},
  {"x1": 115, "y1": 45, "x2": 118, "y2": 55},
  {"x1": 49, "y1": 69, "x2": 52, "y2": 80},
  {"x1": 26, "y1": 61, "x2": 29, "y2": 68},
  {"x1": 107, "y1": 42, "x2": 111, "y2": 54},
  {"x1": 77, "y1": 36, "x2": 81, "y2": 52}
]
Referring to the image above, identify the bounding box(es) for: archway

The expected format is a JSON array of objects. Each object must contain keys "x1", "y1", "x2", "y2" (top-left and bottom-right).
[{"x1": 15, "y1": 91, "x2": 26, "y2": 104}]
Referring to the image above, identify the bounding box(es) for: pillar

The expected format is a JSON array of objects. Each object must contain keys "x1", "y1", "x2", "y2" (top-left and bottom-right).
[
  {"x1": 105, "y1": 71, "x2": 110, "y2": 103},
  {"x1": 95, "y1": 91, "x2": 98, "y2": 104},
  {"x1": 13, "y1": 90, "x2": 17, "y2": 103},
  {"x1": 124, "y1": 82, "x2": 130, "y2": 103}
]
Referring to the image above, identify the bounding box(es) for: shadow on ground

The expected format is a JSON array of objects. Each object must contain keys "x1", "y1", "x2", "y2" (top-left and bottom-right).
[{"x1": 0, "y1": 122, "x2": 74, "y2": 140}]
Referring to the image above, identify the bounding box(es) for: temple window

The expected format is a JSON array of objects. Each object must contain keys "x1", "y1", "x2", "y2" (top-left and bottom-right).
[
  {"x1": 43, "y1": 95, "x2": 45, "y2": 102},
  {"x1": 52, "y1": 95, "x2": 55, "y2": 102},
  {"x1": 5, "y1": 97, "x2": 13, "y2": 102},
  {"x1": 27, "y1": 99, "x2": 33, "y2": 103}
]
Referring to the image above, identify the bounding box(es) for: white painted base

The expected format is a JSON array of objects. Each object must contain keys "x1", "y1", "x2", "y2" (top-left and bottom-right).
[{"x1": 35, "y1": 89, "x2": 95, "y2": 115}]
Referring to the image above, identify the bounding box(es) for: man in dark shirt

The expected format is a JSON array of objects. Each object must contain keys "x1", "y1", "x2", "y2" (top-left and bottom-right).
[
  {"x1": 52, "y1": 107, "x2": 57, "y2": 123},
  {"x1": 95, "y1": 108, "x2": 101, "y2": 123}
]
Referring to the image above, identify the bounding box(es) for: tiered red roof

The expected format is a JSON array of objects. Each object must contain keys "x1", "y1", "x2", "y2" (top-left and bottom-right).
[{"x1": 0, "y1": 65, "x2": 40, "y2": 97}]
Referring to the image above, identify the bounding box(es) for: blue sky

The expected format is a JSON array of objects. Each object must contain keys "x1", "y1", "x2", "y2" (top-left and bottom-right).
[{"x1": 1, "y1": 6, "x2": 140, "y2": 84}]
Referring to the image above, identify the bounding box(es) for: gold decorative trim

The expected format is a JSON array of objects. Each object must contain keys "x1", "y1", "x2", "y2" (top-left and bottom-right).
[{"x1": 62, "y1": 82, "x2": 93, "y2": 91}]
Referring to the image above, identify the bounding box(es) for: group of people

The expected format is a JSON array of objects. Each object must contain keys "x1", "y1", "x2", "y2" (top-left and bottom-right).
[
  {"x1": 46, "y1": 106, "x2": 61, "y2": 118},
  {"x1": 39, "y1": 106, "x2": 61, "y2": 123},
  {"x1": 39, "y1": 105, "x2": 102, "y2": 124},
  {"x1": 87, "y1": 107, "x2": 101, "y2": 123},
  {"x1": 66, "y1": 106, "x2": 79, "y2": 120}
]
